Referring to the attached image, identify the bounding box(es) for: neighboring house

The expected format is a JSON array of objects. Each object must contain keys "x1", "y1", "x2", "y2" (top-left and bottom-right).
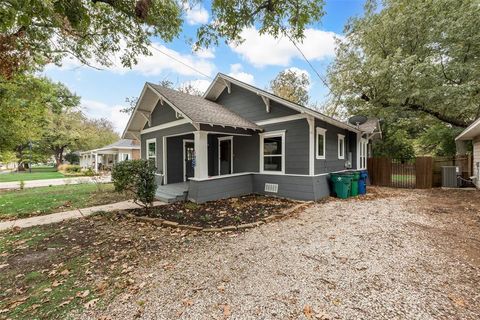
[
  {"x1": 122, "y1": 73, "x2": 380, "y2": 203},
  {"x1": 456, "y1": 118, "x2": 480, "y2": 188},
  {"x1": 79, "y1": 139, "x2": 140, "y2": 172}
]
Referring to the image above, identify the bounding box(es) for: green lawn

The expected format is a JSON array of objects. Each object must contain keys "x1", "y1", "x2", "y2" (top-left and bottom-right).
[
  {"x1": 0, "y1": 167, "x2": 64, "y2": 183},
  {"x1": 0, "y1": 183, "x2": 128, "y2": 220}
]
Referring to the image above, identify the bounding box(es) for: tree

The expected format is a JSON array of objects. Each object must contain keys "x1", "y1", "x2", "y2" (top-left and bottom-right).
[
  {"x1": 1, "y1": 0, "x2": 325, "y2": 78},
  {"x1": 269, "y1": 69, "x2": 310, "y2": 105},
  {"x1": 328, "y1": 0, "x2": 480, "y2": 130},
  {"x1": 79, "y1": 118, "x2": 119, "y2": 151},
  {"x1": 178, "y1": 83, "x2": 203, "y2": 96}
]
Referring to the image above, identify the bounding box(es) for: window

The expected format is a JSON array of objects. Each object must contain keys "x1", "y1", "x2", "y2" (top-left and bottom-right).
[
  {"x1": 359, "y1": 138, "x2": 368, "y2": 169},
  {"x1": 146, "y1": 138, "x2": 156, "y2": 165},
  {"x1": 338, "y1": 134, "x2": 345, "y2": 159},
  {"x1": 119, "y1": 153, "x2": 130, "y2": 162},
  {"x1": 316, "y1": 128, "x2": 326, "y2": 159},
  {"x1": 260, "y1": 131, "x2": 285, "y2": 173}
]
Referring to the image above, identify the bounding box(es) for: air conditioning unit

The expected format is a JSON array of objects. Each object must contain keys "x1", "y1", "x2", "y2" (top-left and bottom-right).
[{"x1": 441, "y1": 166, "x2": 459, "y2": 188}]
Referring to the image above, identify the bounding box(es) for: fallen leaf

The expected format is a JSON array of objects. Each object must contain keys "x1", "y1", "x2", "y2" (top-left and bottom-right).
[
  {"x1": 77, "y1": 290, "x2": 90, "y2": 298},
  {"x1": 60, "y1": 269, "x2": 70, "y2": 276},
  {"x1": 0, "y1": 264, "x2": 9, "y2": 269},
  {"x1": 44, "y1": 288, "x2": 52, "y2": 293},
  {"x1": 182, "y1": 299, "x2": 193, "y2": 306},
  {"x1": 303, "y1": 305, "x2": 314, "y2": 319},
  {"x1": 223, "y1": 304, "x2": 231, "y2": 318},
  {"x1": 84, "y1": 298, "x2": 99, "y2": 309}
]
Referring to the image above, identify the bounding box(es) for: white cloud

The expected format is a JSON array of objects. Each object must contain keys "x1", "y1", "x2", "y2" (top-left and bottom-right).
[
  {"x1": 192, "y1": 47, "x2": 215, "y2": 59},
  {"x1": 178, "y1": 79, "x2": 211, "y2": 94},
  {"x1": 184, "y1": 3, "x2": 209, "y2": 25},
  {"x1": 229, "y1": 27, "x2": 340, "y2": 67},
  {"x1": 227, "y1": 63, "x2": 255, "y2": 84},
  {"x1": 81, "y1": 99, "x2": 130, "y2": 134},
  {"x1": 48, "y1": 42, "x2": 215, "y2": 78}
]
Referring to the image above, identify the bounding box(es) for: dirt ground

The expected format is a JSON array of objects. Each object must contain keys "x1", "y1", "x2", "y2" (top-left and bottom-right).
[{"x1": 1, "y1": 187, "x2": 480, "y2": 319}]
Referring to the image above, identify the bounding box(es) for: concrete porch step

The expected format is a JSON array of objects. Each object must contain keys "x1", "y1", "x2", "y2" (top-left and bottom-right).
[
  {"x1": 155, "y1": 191, "x2": 187, "y2": 203},
  {"x1": 155, "y1": 182, "x2": 189, "y2": 203}
]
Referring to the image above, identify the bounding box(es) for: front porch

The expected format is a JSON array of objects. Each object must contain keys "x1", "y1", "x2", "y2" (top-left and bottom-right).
[{"x1": 155, "y1": 182, "x2": 189, "y2": 203}]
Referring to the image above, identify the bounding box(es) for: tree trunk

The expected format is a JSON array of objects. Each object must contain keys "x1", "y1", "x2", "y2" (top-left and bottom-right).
[{"x1": 54, "y1": 147, "x2": 65, "y2": 168}]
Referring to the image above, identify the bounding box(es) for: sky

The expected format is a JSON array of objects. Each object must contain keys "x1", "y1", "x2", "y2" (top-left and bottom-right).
[{"x1": 43, "y1": 0, "x2": 366, "y2": 134}]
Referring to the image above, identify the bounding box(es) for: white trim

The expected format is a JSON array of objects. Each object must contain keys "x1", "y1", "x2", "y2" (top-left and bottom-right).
[
  {"x1": 307, "y1": 117, "x2": 315, "y2": 175},
  {"x1": 337, "y1": 134, "x2": 345, "y2": 160},
  {"x1": 316, "y1": 127, "x2": 327, "y2": 160},
  {"x1": 146, "y1": 138, "x2": 157, "y2": 167},
  {"x1": 189, "y1": 169, "x2": 357, "y2": 181},
  {"x1": 205, "y1": 74, "x2": 361, "y2": 133},
  {"x1": 456, "y1": 117, "x2": 480, "y2": 140},
  {"x1": 218, "y1": 136, "x2": 234, "y2": 175},
  {"x1": 140, "y1": 118, "x2": 191, "y2": 134},
  {"x1": 122, "y1": 84, "x2": 149, "y2": 139},
  {"x1": 202, "y1": 130, "x2": 252, "y2": 137},
  {"x1": 259, "y1": 130, "x2": 286, "y2": 174},
  {"x1": 255, "y1": 114, "x2": 307, "y2": 126},
  {"x1": 162, "y1": 136, "x2": 167, "y2": 184},
  {"x1": 183, "y1": 139, "x2": 194, "y2": 182},
  {"x1": 193, "y1": 131, "x2": 209, "y2": 179}
]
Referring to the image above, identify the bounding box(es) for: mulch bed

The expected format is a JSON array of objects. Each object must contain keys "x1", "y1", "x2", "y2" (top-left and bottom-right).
[{"x1": 129, "y1": 194, "x2": 298, "y2": 228}]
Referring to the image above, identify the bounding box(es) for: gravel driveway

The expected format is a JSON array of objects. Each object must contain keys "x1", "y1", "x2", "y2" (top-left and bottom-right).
[{"x1": 78, "y1": 188, "x2": 480, "y2": 319}]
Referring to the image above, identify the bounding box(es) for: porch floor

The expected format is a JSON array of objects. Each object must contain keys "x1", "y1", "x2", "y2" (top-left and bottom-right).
[{"x1": 155, "y1": 182, "x2": 189, "y2": 203}]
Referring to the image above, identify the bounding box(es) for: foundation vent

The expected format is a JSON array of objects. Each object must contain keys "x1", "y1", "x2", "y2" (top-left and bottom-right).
[{"x1": 264, "y1": 183, "x2": 278, "y2": 193}]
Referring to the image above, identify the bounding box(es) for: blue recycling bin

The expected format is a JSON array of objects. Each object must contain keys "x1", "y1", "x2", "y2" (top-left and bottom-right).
[{"x1": 358, "y1": 170, "x2": 368, "y2": 195}]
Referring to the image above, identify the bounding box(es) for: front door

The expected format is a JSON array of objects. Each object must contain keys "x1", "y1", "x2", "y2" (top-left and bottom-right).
[
  {"x1": 219, "y1": 137, "x2": 232, "y2": 175},
  {"x1": 184, "y1": 140, "x2": 195, "y2": 181}
]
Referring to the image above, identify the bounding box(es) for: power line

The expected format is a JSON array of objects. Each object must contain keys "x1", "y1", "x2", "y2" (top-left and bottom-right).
[{"x1": 149, "y1": 44, "x2": 212, "y2": 79}]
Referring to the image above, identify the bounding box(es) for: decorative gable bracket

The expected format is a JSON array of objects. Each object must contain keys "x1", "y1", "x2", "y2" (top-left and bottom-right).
[
  {"x1": 258, "y1": 94, "x2": 271, "y2": 113},
  {"x1": 221, "y1": 79, "x2": 231, "y2": 94},
  {"x1": 138, "y1": 110, "x2": 152, "y2": 126}
]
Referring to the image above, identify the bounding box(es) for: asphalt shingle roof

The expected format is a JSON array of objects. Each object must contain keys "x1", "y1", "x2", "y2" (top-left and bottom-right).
[
  {"x1": 98, "y1": 139, "x2": 140, "y2": 150},
  {"x1": 148, "y1": 83, "x2": 261, "y2": 131}
]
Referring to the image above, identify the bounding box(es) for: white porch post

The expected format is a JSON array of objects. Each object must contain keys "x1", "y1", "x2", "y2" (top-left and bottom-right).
[
  {"x1": 307, "y1": 116, "x2": 315, "y2": 176},
  {"x1": 94, "y1": 153, "x2": 98, "y2": 173},
  {"x1": 194, "y1": 131, "x2": 208, "y2": 179}
]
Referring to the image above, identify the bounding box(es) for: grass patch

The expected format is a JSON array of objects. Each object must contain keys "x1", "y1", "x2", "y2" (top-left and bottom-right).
[
  {"x1": 0, "y1": 167, "x2": 64, "y2": 183},
  {"x1": 0, "y1": 183, "x2": 129, "y2": 220}
]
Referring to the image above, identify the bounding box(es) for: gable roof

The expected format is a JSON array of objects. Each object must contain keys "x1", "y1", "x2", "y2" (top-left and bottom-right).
[
  {"x1": 204, "y1": 73, "x2": 361, "y2": 133},
  {"x1": 80, "y1": 139, "x2": 140, "y2": 154},
  {"x1": 456, "y1": 117, "x2": 480, "y2": 141},
  {"x1": 147, "y1": 83, "x2": 261, "y2": 131}
]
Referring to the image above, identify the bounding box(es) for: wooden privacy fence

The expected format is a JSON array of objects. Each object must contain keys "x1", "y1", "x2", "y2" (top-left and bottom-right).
[{"x1": 367, "y1": 157, "x2": 434, "y2": 189}]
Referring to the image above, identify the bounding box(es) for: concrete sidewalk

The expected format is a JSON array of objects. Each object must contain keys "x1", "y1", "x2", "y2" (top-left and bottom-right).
[
  {"x1": 0, "y1": 175, "x2": 111, "y2": 190},
  {"x1": 0, "y1": 200, "x2": 165, "y2": 231}
]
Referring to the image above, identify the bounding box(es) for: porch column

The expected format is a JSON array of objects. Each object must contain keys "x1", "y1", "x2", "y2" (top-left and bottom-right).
[
  {"x1": 194, "y1": 131, "x2": 208, "y2": 179},
  {"x1": 94, "y1": 153, "x2": 98, "y2": 173}
]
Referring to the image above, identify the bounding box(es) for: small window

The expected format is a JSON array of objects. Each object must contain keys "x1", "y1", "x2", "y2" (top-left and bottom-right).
[
  {"x1": 338, "y1": 134, "x2": 345, "y2": 159},
  {"x1": 260, "y1": 131, "x2": 285, "y2": 173},
  {"x1": 119, "y1": 153, "x2": 130, "y2": 162},
  {"x1": 146, "y1": 138, "x2": 156, "y2": 165},
  {"x1": 316, "y1": 128, "x2": 326, "y2": 159}
]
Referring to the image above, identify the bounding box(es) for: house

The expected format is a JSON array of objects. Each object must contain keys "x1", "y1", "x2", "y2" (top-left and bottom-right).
[
  {"x1": 122, "y1": 73, "x2": 380, "y2": 203},
  {"x1": 79, "y1": 139, "x2": 140, "y2": 172},
  {"x1": 455, "y1": 118, "x2": 480, "y2": 188}
]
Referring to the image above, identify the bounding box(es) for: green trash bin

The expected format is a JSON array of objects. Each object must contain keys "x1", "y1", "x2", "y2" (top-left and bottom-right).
[
  {"x1": 333, "y1": 175, "x2": 352, "y2": 199},
  {"x1": 350, "y1": 171, "x2": 360, "y2": 196}
]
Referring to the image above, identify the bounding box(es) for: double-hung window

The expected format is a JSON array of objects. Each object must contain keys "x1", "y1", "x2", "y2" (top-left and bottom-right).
[
  {"x1": 316, "y1": 128, "x2": 326, "y2": 159},
  {"x1": 146, "y1": 138, "x2": 156, "y2": 166},
  {"x1": 119, "y1": 153, "x2": 130, "y2": 162},
  {"x1": 338, "y1": 134, "x2": 345, "y2": 159},
  {"x1": 260, "y1": 131, "x2": 285, "y2": 174}
]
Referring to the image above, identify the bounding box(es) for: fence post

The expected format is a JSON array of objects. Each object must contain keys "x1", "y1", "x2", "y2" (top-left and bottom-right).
[{"x1": 415, "y1": 157, "x2": 433, "y2": 189}]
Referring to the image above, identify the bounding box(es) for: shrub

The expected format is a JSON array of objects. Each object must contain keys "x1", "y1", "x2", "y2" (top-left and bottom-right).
[
  {"x1": 82, "y1": 168, "x2": 95, "y2": 176},
  {"x1": 58, "y1": 164, "x2": 81, "y2": 174},
  {"x1": 111, "y1": 159, "x2": 157, "y2": 209},
  {"x1": 65, "y1": 153, "x2": 80, "y2": 165}
]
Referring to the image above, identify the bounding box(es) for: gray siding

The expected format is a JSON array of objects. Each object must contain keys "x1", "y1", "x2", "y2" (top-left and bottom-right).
[
  {"x1": 166, "y1": 134, "x2": 193, "y2": 184},
  {"x1": 188, "y1": 173, "x2": 332, "y2": 203},
  {"x1": 140, "y1": 123, "x2": 196, "y2": 174},
  {"x1": 144, "y1": 101, "x2": 178, "y2": 129},
  {"x1": 314, "y1": 119, "x2": 350, "y2": 174},
  {"x1": 233, "y1": 135, "x2": 259, "y2": 172},
  {"x1": 262, "y1": 119, "x2": 309, "y2": 175},
  {"x1": 215, "y1": 84, "x2": 298, "y2": 122},
  {"x1": 188, "y1": 175, "x2": 253, "y2": 203}
]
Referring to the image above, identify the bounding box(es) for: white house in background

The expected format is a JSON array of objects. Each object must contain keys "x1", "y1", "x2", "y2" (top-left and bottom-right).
[
  {"x1": 80, "y1": 139, "x2": 140, "y2": 172},
  {"x1": 456, "y1": 118, "x2": 480, "y2": 188}
]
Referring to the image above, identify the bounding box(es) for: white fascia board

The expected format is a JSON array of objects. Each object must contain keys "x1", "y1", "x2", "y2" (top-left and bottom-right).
[
  {"x1": 255, "y1": 114, "x2": 307, "y2": 126},
  {"x1": 140, "y1": 118, "x2": 191, "y2": 134},
  {"x1": 455, "y1": 118, "x2": 480, "y2": 141},
  {"x1": 122, "y1": 84, "x2": 149, "y2": 139}
]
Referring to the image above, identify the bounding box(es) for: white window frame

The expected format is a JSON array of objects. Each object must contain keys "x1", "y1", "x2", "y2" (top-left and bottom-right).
[
  {"x1": 338, "y1": 134, "x2": 345, "y2": 160},
  {"x1": 316, "y1": 127, "x2": 327, "y2": 160},
  {"x1": 359, "y1": 138, "x2": 368, "y2": 170},
  {"x1": 183, "y1": 139, "x2": 194, "y2": 182},
  {"x1": 218, "y1": 136, "x2": 233, "y2": 175},
  {"x1": 119, "y1": 152, "x2": 131, "y2": 162},
  {"x1": 259, "y1": 130, "x2": 286, "y2": 174},
  {"x1": 146, "y1": 138, "x2": 157, "y2": 166}
]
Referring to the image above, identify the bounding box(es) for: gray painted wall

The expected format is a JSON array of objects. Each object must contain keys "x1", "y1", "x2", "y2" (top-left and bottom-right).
[
  {"x1": 215, "y1": 84, "x2": 298, "y2": 122},
  {"x1": 140, "y1": 123, "x2": 196, "y2": 174},
  {"x1": 188, "y1": 173, "x2": 333, "y2": 203},
  {"x1": 262, "y1": 119, "x2": 309, "y2": 175},
  {"x1": 314, "y1": 119, "x2": 351, "y2": 174},
  {"x1": 166, "y1": 134, "x2": 194, "y2": 184},
  {"x1": 233, "y1": 135, "x2": 259, "y2": 173},
  {"x1": 188, "y1": 174, "x2": 253, "y2": 203},
  {"x1": 144, "y1": 100, "x2": 178, "y2": 130}
]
